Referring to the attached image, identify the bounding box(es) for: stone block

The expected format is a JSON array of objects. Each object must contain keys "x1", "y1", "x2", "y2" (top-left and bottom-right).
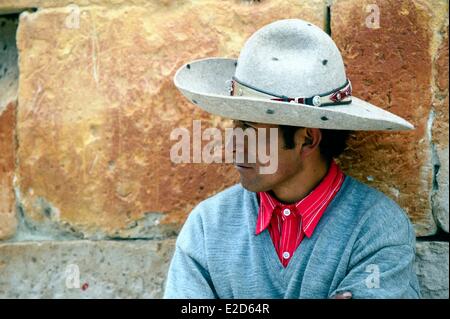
[
  {"x1": 14, "y1": 1, "x2": 327, "y2": 238},
  {"x1": 415, "y1": 241, "x2": 449, "y2": 299},
  {"x1": 332, "y1": 0, "x2": 449, "y2": 235},
  {"x1": 0, "y1": 239, "x2": 175, "y2": 298}
]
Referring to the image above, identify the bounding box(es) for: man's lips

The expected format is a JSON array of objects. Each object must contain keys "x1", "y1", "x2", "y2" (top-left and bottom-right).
[{"x1": 233, "y1": 163, "x2": 255, "y2": 169}]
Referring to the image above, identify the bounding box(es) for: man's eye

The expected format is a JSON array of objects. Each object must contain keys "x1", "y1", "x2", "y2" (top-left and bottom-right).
[
  {"x1": 232, "y1": 121, "x2": 255, "y2": 130},
  {"x1": 242, "y1": 123, "x2": 255, "y2": 130}
]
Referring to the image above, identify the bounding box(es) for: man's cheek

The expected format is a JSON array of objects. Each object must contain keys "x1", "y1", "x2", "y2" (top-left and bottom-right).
[{"x1": 257, "y1": 130, "x2": 279, "y2": 174}]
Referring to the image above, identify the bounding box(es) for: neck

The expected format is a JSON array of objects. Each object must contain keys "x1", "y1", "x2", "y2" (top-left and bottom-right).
[{"x1": 270, "y1": 158, "x2": 330, "y2": 204}]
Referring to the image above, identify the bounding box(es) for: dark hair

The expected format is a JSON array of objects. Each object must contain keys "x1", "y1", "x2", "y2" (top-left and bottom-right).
[{"x1": 279, "y1": 125, "x2": 352, "y2": 162}]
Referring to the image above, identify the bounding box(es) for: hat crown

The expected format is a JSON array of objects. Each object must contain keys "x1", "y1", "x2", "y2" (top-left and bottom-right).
[{"x1": 234, "y1": 19, "x2": 347, "y2": 98}]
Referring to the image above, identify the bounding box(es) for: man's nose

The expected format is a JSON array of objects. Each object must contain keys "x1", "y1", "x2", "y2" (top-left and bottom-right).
[{"x1": 225, "y1": 134, "x2": 247, "y2": 152}]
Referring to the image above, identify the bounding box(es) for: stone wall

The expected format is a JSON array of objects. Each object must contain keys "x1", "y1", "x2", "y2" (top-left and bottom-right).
[{"x1": 0, "y1": 0, "x2": 448, "y2": 298}]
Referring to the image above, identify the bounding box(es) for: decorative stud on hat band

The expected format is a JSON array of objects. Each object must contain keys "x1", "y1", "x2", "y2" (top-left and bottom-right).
[{"x1": 229, "y1": 76, "x2": 352, "y2": 107}]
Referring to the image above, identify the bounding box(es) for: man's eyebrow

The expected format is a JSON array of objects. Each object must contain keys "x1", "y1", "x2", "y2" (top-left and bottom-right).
[{"x1": 232, "y1": 120, "x2": 258, "y2": 128}]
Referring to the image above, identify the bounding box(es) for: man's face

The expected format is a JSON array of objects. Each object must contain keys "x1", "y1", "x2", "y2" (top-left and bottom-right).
[{"x1": 231, "y1": 120, "x2": 305, "y2": 193}]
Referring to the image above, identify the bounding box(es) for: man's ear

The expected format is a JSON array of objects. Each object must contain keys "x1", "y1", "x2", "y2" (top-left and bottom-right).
[{"x1": 297, "y1": 128, "x2": 322, "y2": 158}]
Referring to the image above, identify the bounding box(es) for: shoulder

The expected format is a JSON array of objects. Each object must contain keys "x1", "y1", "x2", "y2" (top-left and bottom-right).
[
  {"x1": 177, "y1": 183, "x2": 249, "y2": 243},
  {"x1": 344, "y1": 175, "x2": 416, "y2": 247},
  {"x1": 192, "y1": 183, "x2": 247, "y2": 215}
]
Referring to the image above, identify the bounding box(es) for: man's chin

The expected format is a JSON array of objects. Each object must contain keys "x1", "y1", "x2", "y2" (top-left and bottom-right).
[{"x1": 235, "y1": 167, "x2": 272, "y2": 192}]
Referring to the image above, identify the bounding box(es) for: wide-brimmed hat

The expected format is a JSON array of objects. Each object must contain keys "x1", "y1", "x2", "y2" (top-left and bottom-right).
[{"x1": 173, "y1": 19, "x2": 414, "y2": 131}]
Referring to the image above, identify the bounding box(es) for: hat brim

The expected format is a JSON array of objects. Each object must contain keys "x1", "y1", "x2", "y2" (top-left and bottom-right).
[{"x1": 174, "y1": 57, "x2": 414, "y2": 131}]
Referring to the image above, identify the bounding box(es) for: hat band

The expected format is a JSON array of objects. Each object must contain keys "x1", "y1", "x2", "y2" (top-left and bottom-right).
[{"x1": 229, "y1": 77, "x2": 352, "y2": 107}]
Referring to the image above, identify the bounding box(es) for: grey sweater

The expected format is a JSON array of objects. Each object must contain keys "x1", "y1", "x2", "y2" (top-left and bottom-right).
[{"x1": 163, "y1": 175, "x2": 421, "y2": 299}]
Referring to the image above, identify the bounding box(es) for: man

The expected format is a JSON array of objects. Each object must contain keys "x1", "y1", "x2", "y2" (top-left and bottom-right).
[{"x1": 163, "y1": 19, "x2": 421, "y2": 298}]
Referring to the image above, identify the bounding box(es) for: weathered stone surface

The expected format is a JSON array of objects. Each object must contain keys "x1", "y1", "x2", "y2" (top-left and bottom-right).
[
  {"x1": 0, "y1": 0, "x2": 159, "y2": 13},
  {"x1": 14, "y1": 1, "x2": 327, "y2": 239},
  {"x1": 0, "y1": 101, "x2": 17, "y2": 240},
  {"x1": 415, "y1": 241, "x2": 449, "y2": 299},
  {"x1": 432, "y1": 23, "x2": 449, "y2": 233},
  {"x1": 332, "y1": 0, "x2": 448, "y2": 236},
  {"x1": 0, "y1": 16, "x2": 18, "y2": 112},
  {"x1": 0, "y1": 239, "x2": 175, "y2": 298},
  {"x1": 0, "y1": 16, "x2": 19, "y2": 240},
  {"x1": 433, "y1": 146, "x2": 449, "y2": 232}
]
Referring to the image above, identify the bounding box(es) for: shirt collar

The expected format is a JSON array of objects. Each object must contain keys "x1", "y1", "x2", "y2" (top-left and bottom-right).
[{"x1": 255, "y1": 159, "x2": 344, "y2": 238}]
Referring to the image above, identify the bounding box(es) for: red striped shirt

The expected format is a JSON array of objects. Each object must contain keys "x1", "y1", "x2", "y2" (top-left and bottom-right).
[{"x1": 256, "y1": 159, "x2": 346, "y2": 267}]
